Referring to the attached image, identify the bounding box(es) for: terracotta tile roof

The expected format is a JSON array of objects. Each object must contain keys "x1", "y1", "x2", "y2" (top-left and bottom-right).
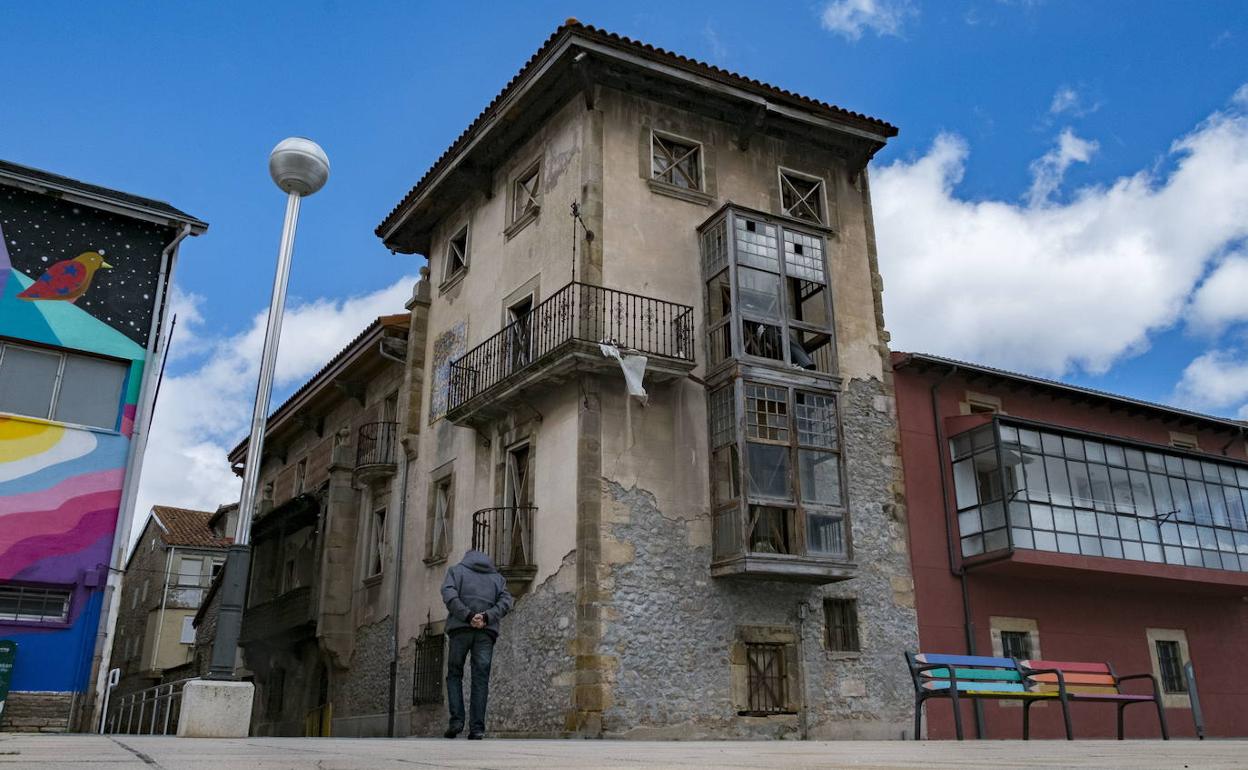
[
  {"x1": 376, "y1": 19, "x2": 897, "y2": 239},
  {"x1": 150, "y1": 505, "x2": 233, "y2": 548}
]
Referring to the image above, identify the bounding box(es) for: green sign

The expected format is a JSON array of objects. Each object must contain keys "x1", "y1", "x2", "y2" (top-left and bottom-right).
[{"x1": 0, "y1": 641, "x2": 15, "y2": 724}]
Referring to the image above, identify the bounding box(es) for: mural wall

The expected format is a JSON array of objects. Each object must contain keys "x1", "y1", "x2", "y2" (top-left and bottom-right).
[{"x1": 0, "y1": 185, "x2": 174, "y2": 699}]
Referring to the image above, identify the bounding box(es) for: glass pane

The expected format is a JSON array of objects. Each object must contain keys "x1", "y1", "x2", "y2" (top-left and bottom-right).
[
  {"x1": 1023, "y1": 452, "x2": 1049, "y2": 502},
  {"x1": 1084, "y1": 441, "x2": 1106, "y2": 464},
  {"x1": 1209, "y1": 484, "x2": 1230, "y2": 527},
  {"x1": 746, "y1": 443, "x2": 791, "y2": 500},
  {"x1": 745, "y1": 383, "x2": 788, "y2": 442},
  {"x1": 0, "y1": 345, "x2": 61, "y2": 419},
  {"x1": 795, "y1": 392, "x2": 838, "y2": 449},
  {"x1": 1189, "y1": 482, "x2": 1212, "y2": 525},
  {"x1": 1044, "y1": 456, "x2": 1071, "y2": 506},
  {"x1": 1129, "y1": 470, "x2": 1155, "y2": 516},
  {"x1": 959, "y1": 509, "x2": 982, "y2": 535},
  {"x1": 781, "y1": 229, "x2": 826, "y2": 282},
  {"x1": 1019, "y1": 429, "x2": 1042, "y2": 451},
  {"x1": 1034, "y1": 530, "x2": 1058, "y2": 551},
  {"x1": 1169, "y1": 478, "x2": 1194, "y2": 522},
  {"x1": 734, "y1": 217, "x2": 780, "y2": 272},
  {"x1": 1041, "y1": 433, "x2": 1064, "y2": 455},
  {"x1": 1109, "y1": 467, "x2": 1134, "y2": 513},
  {"x1": 54, "y1": 355, "x2": 128, "y2": 429},
  {"x1": 954, "y1": 459, "x2": 978, "y2": 510},
  {"x1": 707, "y1": 271, "x2": 731, "y2": 325},
  {"x1": 711, "y1": 446, "x2": 740, "y2": 505},
  {"x1": 798, "y1": 449, "x2": 841, "y2": 505},
  {"x1": 1105, "y1": 444, "x2": 1126, "y2": 467},
  {"x1": 1030, "y1": 504, "x2": 1054, "y2": 530},
  {"x1": 806, "y1": 512, "x2": 845, "y2": 555},
  {"x1": 974, "y1": 451, "x2": 1003, "y2": 504},
  {"x1": 1088, "y1": 464, "x2": 1113, "y2": 511},
  {"x1": 1063, "y1": 436, "x2": 1085, "y2": 460},
  {"x1": 1125, "y1": 449, "x2": 1147, "y2": 471},
  {"x1": 1000, "y1": 425, "x2": 1019, "y2": 444},
  {"x1": 737, "y1": 268, "x2": 782, "y2": 317},
  {"x1": 1150, "y1": 473, "x2": 1174, "y2": 515},
  {"x1": 1067, "y1": 461, "x2": 1092, "y2": 508}
]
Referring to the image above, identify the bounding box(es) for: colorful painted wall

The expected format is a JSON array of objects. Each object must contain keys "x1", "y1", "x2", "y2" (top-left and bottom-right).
[{"x1": 0, "y1": 184, "x2": 175, "y2": 707}]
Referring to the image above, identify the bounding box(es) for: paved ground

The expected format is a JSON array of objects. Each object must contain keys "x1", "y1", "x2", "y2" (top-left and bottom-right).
[{"x1": 0, "y1": 734, "x2": 1243, "y2": 770}]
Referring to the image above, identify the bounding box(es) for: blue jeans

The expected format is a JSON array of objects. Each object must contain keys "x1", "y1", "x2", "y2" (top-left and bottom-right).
[{"x1": 446, "y1": 629, "x2": 495, "y2": 734}]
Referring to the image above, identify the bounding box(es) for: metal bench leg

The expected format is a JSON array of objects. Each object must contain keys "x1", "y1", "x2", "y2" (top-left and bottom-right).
[
  {"x1": 950, "y1": 693, "x2": 964, "y2": 741},
  {"x1": 1117, "y1": 702, "x2": 1125, "y2": 740},
  {"x1": 1059, "y1": 696, "x2": 1073, "y2": 740},
  {"x1": 1155, "y1": 699, "x2": 1170, "y2": 740},
  {"x1": 913, "y1": 696, "x2": 923, "y2": 740},
  {"x1": 1022, "y1": 699, "x2": 1032, "y2": 740}
]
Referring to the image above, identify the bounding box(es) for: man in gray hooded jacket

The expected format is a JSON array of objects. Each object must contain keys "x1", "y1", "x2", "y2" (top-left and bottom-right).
[{"x1": 440, "y1": 549, "x2": 513, "y2": 739}]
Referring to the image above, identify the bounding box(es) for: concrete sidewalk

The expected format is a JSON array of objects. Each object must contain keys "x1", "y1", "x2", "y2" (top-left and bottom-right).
[{"x1": 1, "y1": 734, "x2": 1244, "y2": 770}]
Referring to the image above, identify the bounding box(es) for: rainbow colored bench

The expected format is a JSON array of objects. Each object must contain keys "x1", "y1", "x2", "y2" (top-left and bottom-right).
[{"x1": 907, "y1": 653, "x2": 1171, "y2": 740}]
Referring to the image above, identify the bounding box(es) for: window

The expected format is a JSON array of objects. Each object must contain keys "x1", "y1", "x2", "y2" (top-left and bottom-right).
[
  {"x1": 700, "y1": 211, "x2": 835, "y2": 375},
  {"x1": 779, "y1": 170, "x2": 825, "y2": 224},
  {"x1": 956, "y1": 421, "x2": 1248, "y2": 571},
  {"x1": 511, "y1": 163, "x2": 541, "y2": 224},
  {"x1": 506, "y1": 296, "x2": 534, "y2": 374},
  {"x1": 443, "y1": 226, "x2": 469, "y2": 285},
  {"x1": 282, "y1": 557, "x2": 298, "y2": 593},
  {"x1": 824, "y1": 598, "x2": 860, "y2": 652},
  {"x1": 412, "y1": 633, "x2": 445, "y2": 705},
  {"x1": 294, "y1": 458, "x2": 307, "y2": 494},
  {"x1": 651, "y1": 132, "x2": 702, "y2": 190},
  {"x1": 0, "y1": 340, "x2": 128, "y2": 430},
  {"x1": 1155, "y1": 640, "x2": 1187, "y2": 693},
  {"x1": 140, "y1": 580, "x2": 148, "y2": 605},
  {"x1": 427, "y1": 472, "x2": 453, "y2": 563},
  {"x1": 180, "y1": 616, "x2": 196, "y2": 645},
  {"x1": 0, "y1": 583, "x2": 71, "y2": 623},
  {"x1": 1000, "y1": 630, "x2": 1032, "y2": 660},
  {"x1": 368, "y1": 506, "x2": 387, "y2": 577},
  {"x1": 210, "y1": 560, "x2": 223, "y2": 580},
  {"x1": 1169, "y1": 432, "x2": 1199, "y2": 451},
  {"x1": 743, "y1": 643, "x2": 789, "y2": 714}
]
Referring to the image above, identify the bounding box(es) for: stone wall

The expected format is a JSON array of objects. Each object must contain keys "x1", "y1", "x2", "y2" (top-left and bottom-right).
[
  {"x1": 595, "y1": 378, "x2": 918, "y2": 739},
  {"x1": 331, "y1": 618, "x2": 394, "y2": 737},
  {"x1": 1, "y1": 691, "x2": 74, "y2": 732}
]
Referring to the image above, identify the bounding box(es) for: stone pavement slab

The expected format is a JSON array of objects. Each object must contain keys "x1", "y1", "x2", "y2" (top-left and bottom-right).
[{"x1": 1, "y1": 734, "x2": 1244, "y2": 770}]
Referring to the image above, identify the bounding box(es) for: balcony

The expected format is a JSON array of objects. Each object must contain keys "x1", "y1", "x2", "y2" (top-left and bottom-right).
[
  {"x1": 446, "y1": 281, "x2": 695, "y2": 427},
  {"x1": 711, "y1": 506, "x2": 856, "y2": 583},
  {"x1": 472, "y1": 506, "x2": 537, "y2": 593},
  {"x1": 355, "y1": 421, "x2": 398, "y2": 482},
  {"x1": 240, "y1": 585, "x2": 315, "y2": 645}
]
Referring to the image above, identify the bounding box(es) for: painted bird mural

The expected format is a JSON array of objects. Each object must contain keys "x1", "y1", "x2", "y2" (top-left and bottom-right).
[{"x1": 17, "y1": 251, "x2": 112, "y2": 303}]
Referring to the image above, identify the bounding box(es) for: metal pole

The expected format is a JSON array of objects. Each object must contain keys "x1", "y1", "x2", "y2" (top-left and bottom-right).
[{"x1": 206, "y1": 191, "x2": 302, "y2": 680}]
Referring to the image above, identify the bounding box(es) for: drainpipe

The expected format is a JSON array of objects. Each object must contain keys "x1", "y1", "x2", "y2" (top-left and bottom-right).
[
  {"x1": 795, "y1": 600, "x2": 811, "y2": 740},
  {"x1": 151, "y1": 547, "x2": 176, "y2": 673},
  {"x1": 381, "y1": 334, "x2": 410, "y2": 737},
  {"x1": 89, "y1": 222, "x2": 192, "y2": 730},
  {"x1": 928, "y1": 364, "x2": 985, "y2": 739}
]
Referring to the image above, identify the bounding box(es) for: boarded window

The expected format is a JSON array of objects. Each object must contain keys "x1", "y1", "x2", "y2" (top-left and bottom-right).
[
  {"x1": 824, "y1": 598, "x2": 860, "y2": 652},
  {"x1": 651, "y1": 133, "x2": 702, "y2": 190},
  {"x1": 412, "y1": 633, "x2": 445, "y2": 705},
  {"x1": 780, "y1": 170, "x2": 824, "y2": 224},
  {"x1": 512, "y1": 163, "x2": 540, "y2": 222},
  {"x1": 743, "y1": 643, "x2": 789, "y2": 714}
]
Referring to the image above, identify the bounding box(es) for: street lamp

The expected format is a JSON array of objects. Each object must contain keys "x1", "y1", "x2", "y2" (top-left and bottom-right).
[{"x1": 205, "y1": 137, "x2": 329, "y2": 681}]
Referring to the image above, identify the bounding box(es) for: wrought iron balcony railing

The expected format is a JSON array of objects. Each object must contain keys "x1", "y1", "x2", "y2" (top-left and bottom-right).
[
  {"x1": 355, "y1": 421, "x2": 398, "y2": 478},
  {"x1": 472, "y1": 506, "x2": 537, "y2": 572},
  {"x1": 448, "y1": 281, "x2": 694, "y2": 414}
]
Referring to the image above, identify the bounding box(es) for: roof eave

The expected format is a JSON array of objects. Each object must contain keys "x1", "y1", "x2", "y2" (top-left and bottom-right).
[{"x1": 0, "y1": 166, "x2": 208, "y2": 235}]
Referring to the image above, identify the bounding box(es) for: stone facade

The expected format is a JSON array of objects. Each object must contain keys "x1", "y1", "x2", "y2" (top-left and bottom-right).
[{"x1": 1, "y1": 692, "x2": 75, "y2": 733}]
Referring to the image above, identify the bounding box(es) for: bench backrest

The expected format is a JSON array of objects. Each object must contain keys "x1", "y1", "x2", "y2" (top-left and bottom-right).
[
  {"x1": 1021, "y1": 659, "x2": 1120, "y2": 695},
  {"x1": 908, "y1": 652, "x2": 1028, "y2": 693}
]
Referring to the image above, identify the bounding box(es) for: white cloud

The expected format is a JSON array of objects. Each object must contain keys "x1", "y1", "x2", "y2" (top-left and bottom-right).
[
  {"x1": 1048, "y1": 86, "x2": 1099, "y2": 118},
  {"x1": 1188, "y1": 253, "x2": 1248, "y2": 333},
  {"x1": 819, "y1": 0, "x2": 915, "y2": 41},
  {"x1": 132, "y1": 275, "x2": 417, "y2": 542},
  {"x1": 1173, "y1": 349, "x2": 1248, "y2": 416},
  {"x1": 872, "y1": 94, "x2": 1248, "y2": 377},
  {"x1": 1027, "y1": 128, "x2": 1098, "y2": 205},
  {"x1": 1233, "y1": 83, "x2": 1248, "y2": 107}
]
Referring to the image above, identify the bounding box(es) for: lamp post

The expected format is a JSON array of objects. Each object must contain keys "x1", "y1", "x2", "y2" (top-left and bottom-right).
[{"x1": 206, "y1": 138, "x2": 329, "y2": 681}]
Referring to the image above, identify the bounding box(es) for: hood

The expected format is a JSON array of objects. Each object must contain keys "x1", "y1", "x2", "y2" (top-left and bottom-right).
[{"x1": 460, "y1": 549, "x2": 497, "y2": 573}]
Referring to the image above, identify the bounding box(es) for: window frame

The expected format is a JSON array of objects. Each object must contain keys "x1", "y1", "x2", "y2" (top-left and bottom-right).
[
  {"x1": 650, "y1": 129, "x2": 704, "y2": 192},
  {"x1": 742, "y1": 642, "x2": 792, "y2": 715},
  {"x1": 777, "y1": 167, "x2": 828, "y2": 225},
  {"x1": 824, "y1": 598, "x2": 860, "y2": 653},
  {"x1": 506, "y1": 159, "x2": 542, "y2": 238},
  {"x1": 1146, "y1": 628, "x2": 1192, "y2": 708},
  {"x1": 367, "y1": 505, "x2": 387, "y2": 578},
  {"x1": 412, "y1": 631, "x2": 446, "y2": 705},
  {"x1": 0, "y1": 582, "x2": 73, "y2": 626},
  {"x1": 426, "y1": 464, "x2": 454, "y2": 565},
  {"x1": 441, "y1": 225, "x2": 470, "y2": 288},
  {"x1": 0, "y1": 338, "x2": 129, "y2": 432}
]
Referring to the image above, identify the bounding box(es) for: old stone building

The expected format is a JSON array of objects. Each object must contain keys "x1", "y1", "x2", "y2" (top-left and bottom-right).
[
  {"x1": 227, "y1": 311, "x2": 426, "y2": 737},
  {"x1": 106, "y1": 506, "x2": 231, "y2": 704},
  {"x1": 377, "y1": 21, "x2": 919, "y2": 739}
]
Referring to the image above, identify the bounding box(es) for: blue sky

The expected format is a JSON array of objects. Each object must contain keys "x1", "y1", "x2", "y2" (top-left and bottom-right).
[{"x1": 3, "y1": 1, "x2": 1247, "y2": 518}]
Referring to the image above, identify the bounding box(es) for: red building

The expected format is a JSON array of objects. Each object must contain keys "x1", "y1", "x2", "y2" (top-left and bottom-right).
[{"x1": 893, "y1": 352, "x2": 1248, "y2": 740}]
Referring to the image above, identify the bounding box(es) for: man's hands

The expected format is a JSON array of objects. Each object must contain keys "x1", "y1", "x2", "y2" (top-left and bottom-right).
[{"x1": 470, "y1": 613, "x2": 486, "y2": 629}]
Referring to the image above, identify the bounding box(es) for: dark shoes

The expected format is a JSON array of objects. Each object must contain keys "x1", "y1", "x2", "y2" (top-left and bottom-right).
[
  {"x1": 444, "y1": 724, "x2": 463, "y2": 739},
  {"x1": 467, "y1": 732, "x2": 484, "y2": 740}
]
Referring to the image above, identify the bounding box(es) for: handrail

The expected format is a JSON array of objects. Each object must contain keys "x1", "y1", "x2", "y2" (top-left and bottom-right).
[
  {"x1": 356, "y1": 421, "x2": 399, "y2": 468},
  {"x1": 472, "y1": 506, "x2": 538, "y2": 570},
  {"x1": 104, "y1": 677, "x2": 193, "y2": 735},
  {"x1": 448, "y1": 281, "x2": 694, "y2": 412}
]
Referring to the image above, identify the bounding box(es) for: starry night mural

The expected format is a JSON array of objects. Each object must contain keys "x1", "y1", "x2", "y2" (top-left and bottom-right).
[{"x1": 0, "y1": 186, "x2": 175, "y2": 346}]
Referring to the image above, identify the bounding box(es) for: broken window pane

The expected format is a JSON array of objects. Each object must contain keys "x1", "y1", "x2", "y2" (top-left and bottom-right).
[
  {"x1": 652, "y1": 134, "x2": 701, "y2": 190},
  {"x1": 707, "y1": 271, "x2": 732, "y2": 326},
  {"x1": 701, "y1": 218, "x2": 729, "y2": 276},
  {"x1": 748, "y1": 505, "x2": 795, "y2": 554},
  {"x1": 795, "y1": 392, "x2": 838, "y2": 449},
  {"x1": 742, "y1": 321, "x2": 783, "y2": 360},
  {"x1": 745, "y1": 383, "x2": 789, "y2": 442},
  {"x1": 788, "y1": 329, "x2": 833, "y2": 372},
  {"x1": 708, "y1": 383, "x2": 735, "y2": 448},
  {"x1": 445, "y1": 227, "x2": 468, "y2": 280},
  {"x1": 512, "y1": 164, "x2": 540, "y2": 221},
  {"x1": 734, "y1": 217, "x2": 780, "y2": 272},
  {"x1": 712, "y1": 446, "x2": 741, "y2": 506},
  {"x1": 737, "y1": 267, "x2": 782, "y2": 318},
  {"x1": 799, "y1": 449, "x2": 841, "y2": 505},
  {"x1": 786, "y1": 279, "x2": 830, "y2": 328},
  {"x1": 746, "y1": 443, "x2": 790, "y2": 500},
  {"x1": 780, "y1": 172, "x2": 824, "y2": 224},
  {"x1": 781, "y1": 229, "x2": 825, "y2": 282}
]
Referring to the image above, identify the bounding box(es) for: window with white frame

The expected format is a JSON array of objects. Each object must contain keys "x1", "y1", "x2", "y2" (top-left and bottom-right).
[
  {"x1": 779, "y1": 169, "x2": 825, "y2": 224},
  {"x1": 180, "y1": 615, "x2": 196, "y2": 644},
  {"x1": 427, "y1": 473, "x2": 453, "y2": 563},
  {"x1": 651, "y1": 132, "x2": 702, "y2": 190},
  {"x1": 443, "y1": 226, "x2": 469, "y2": 284},
  {"x1": 0, "y1": 583, "x2": 71, "y2": 624},
  {"x1": 0, "y1": 340, "x2": 128, "y2": 430}
]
